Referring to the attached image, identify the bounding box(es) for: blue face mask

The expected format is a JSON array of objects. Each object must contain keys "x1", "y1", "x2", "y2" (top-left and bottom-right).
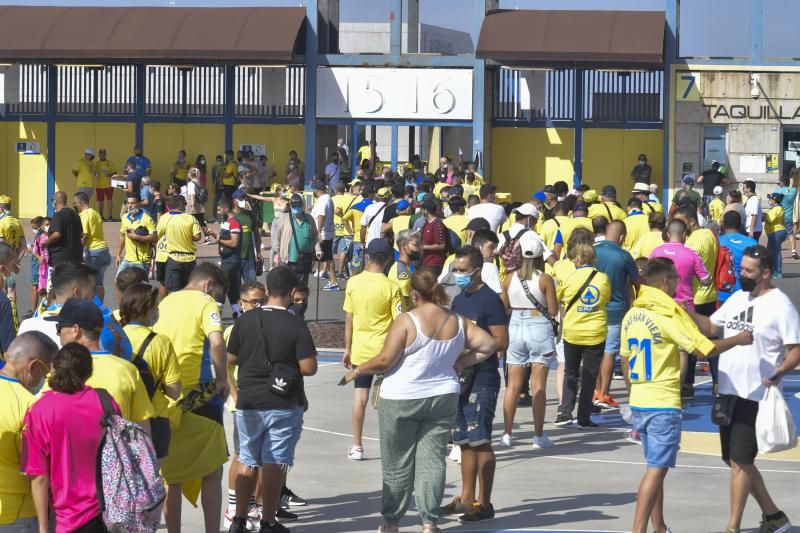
[
  {"x1": 454, "y1": 272, "x2": 474, "y2": 289},
  {"x1": 291, "y1": 207, "x2": 303, "y2": 216}
]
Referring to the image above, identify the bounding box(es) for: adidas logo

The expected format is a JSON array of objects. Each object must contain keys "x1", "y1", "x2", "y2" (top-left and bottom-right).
[
  {"x1": 273, "y1": 378, "x2": 287, "y2": 392},
  {"x1": 726, "y1": 305, "x2": 754, "y2": 332}
]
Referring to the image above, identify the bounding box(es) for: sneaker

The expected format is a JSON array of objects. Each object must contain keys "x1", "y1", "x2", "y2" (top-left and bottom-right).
[
  {"x1": 336, "y1": 272, "x2": 349, "y2": 280},
  {"x1": 281, "y1": 486, "x2": 308, "y2": 507},
  {"x1": 532, "y1": 434, "x2": 554, "y2": 449},
  {"x1": 440, "y1": 496, "x2": 468, "y2": 515},
  {"x1": 224, "y1": 508, "x2": 237, "y2": 530},
  {"x1": 105, "y1": 216, "x2": 116, "y2": 222},
  {"x1": 203, "y1": 238, "x2": 213, "y2": 245},
  {"x1": 554, "y1": 413, "x2": 573, "y2": 427},
  {"x1": 681, "y1": 384, "x2": 695, "y2": 400},
  {"x1": 724, "y1": 528, "x2": 741, "y2": 533},
  {"x1": 793, "y1": 251, "x2": 799, "y2": 260},
  {"x1": 228, "y1": 516, "x2": 248, "y2": 533},
  {"x1": 258, "y1": 521, "x2": 290, "y2": 533},
  {"x1": 601, "y1": 395, "x2": 620, "y2": 408},
  {"x1": 348, "y1": 445, "x2": 364, "y2": 461},
  {"x1": 626, "y1": 429, "x2": 642, "y2": 445},
  {"x1": 516, "y1": 393, "x2": 532, "y2": 406},
  {"x1": 499, "y1": 433, "x2": 512, "y2": 447},
  {"x1": 577, "y1": 420, "x2": 599, "y2": 429},
  {"x1": 459, "y1": 503, "x2": 495, "y2": 523},
  {"x1": 591, "y1": 404, "x2": 602, "y2": 414},
  {"x1": 448, "y1": 444, "x2": 461, "y2": 463},
  {"x1": 613, "y1": 369, "x2": 625, "y2": 380},
  {"x1": 322, "y1": 283, "x2": 340, "y2": 291},
  {"x1": 758, "y1": 512, "x2": 791, "y2": 533},
  {"x1": 592, "y1": 390, "x2": 601, "y2": 406},
  {"x1": 247, "y1": 505, "x2": 263, "y2": 530},
  {"x1": 276, "y1": 507, "x2": 297, "y2": 522}
]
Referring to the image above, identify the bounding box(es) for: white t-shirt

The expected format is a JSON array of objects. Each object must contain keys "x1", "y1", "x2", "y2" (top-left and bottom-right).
[
  {"x1": 711, "y1": 288, "x2": 800, "y2": 401},
  {"x1": 18, "y1": 317, "x2": 60, "y2": 347},
  {"x1": 311, "y1": 194, "x2": 335, "y2": 241},
  {"x1": 362, "y1": 201, "x2": 388, "y2": 245},
  {"x1": 467, "y1": 202, "x2": 507, "y2": 232},
  {"x1": 745, "y1": 195, "x2": 763, "y2": 233},
  {"x1": 481, "y1": 261, "x2": 502, "y2": 293},
  {"x1": 187, "y1": 180, "x2": 204, "y2": 214},
  {"x1": 497, "y1": 224, "x2": 554, "y2": 263}
]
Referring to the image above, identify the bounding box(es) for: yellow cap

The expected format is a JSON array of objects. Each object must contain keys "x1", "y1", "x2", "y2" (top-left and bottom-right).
[
  {"x1": 350, "y1": 178, "x2": 362, "y2": 186},
  {"x1": 0, "y1": 195, "x2": 11, "y2": 205},
  {"x1": 377, "y1": 187, "x2": 391, "y2": 198},
  {"x1": 582, "y1": 190, "x2": 598, "y2": 204}
]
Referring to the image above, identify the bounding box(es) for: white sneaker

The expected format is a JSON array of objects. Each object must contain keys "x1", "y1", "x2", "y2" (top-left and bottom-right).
[
  {"x1": 532, "y1": 434, "x2": 555, "y2": 450},
  {"x1": 348, "y1": 445, "x2": 364, "y2": 461},
  {"x1": 499, "y1": 433, "x2": 512, "y2": 447},
  {"x1": 448, "y1": 444, "x2": 461, "y2": 463}
]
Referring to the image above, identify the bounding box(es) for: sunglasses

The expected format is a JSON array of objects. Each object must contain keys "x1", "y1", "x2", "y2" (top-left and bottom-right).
[
  {"x1": 55, "y1": 323, "x2": 75, "y2": 334},
  {"x1": 242, "y1": 298, "x2": 265, "y2": 307}
]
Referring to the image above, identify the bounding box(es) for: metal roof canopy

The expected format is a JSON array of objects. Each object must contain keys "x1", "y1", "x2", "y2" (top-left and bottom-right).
[
  {"x1": 0, "y1": 6, "x2": 306, "y2": 62},
  {"x1": 476, "y1": 9, "x2": 665, "y2": 68}
]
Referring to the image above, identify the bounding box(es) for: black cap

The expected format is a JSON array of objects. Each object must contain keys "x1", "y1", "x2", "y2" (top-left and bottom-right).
[
  {"x1": 543, "y1": 184, "x2": 555, "y2": 194},
  {"x1": 466, "y1": 217, "x2": 491, "y2": 232},
  {"x1": 311, "y1": 181, "x2": 326, "y2": 191},
  {"x1": 602, "y1": 185, "x2": 617, "y2": 197},
  {"x1": 44, "y1": 298, "x2": 104, "y2": 332},
  {"x1": 366, "y1": 239, "x2": 391, "y2": 257},
  {"x1": 290, "y1": 194, "x2": 304, "y2": 208}
]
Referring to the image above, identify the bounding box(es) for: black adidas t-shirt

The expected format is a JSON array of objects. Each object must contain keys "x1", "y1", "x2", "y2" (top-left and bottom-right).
[{"x1": 227, "y1": 306, "x2": 317, "y2": 410}]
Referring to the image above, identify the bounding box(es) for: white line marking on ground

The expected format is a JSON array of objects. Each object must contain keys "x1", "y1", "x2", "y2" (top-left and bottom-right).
[
  {"x1": 303, "y1": 425, "x2": 380, "y2": 442},
  {"x1": 543, "y1": 455, "x2": 800, "y2": 474},
  {"x1": 317, "y1": 362, "x2": 340, "y2": 367}
]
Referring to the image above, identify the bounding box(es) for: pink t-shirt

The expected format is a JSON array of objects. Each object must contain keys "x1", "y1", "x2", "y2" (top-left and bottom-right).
[
  {"x1": 649, "y1": 242, "x2": 709, "y2": 309},
  {"x1": 22, "y1": 387, "x2": 120, "y2": 532}
]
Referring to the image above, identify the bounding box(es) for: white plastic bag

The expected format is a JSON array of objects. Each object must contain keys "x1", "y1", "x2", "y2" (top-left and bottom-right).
[{"x1": 755, "y1": 386, "x2": 798, "y2": 453}]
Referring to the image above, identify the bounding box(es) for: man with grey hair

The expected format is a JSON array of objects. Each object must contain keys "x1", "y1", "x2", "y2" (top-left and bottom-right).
[
  {"x1": 389, "y1": 228, "x2": 421, "y2": 311},
  {"x1": 0, "y1": 331, "x2": 59, "y2": 531}
]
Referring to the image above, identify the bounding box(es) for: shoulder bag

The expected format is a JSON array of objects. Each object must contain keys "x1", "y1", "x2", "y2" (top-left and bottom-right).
[
  {"x1": 519, "y1": 277, "x2": 559, "y2": 336},
  {"x1": 258, "y1": 309, "x2": 301, "y2": 399},
  {"x1": 564, "y1": 270, "x2": 598, "y2": 315}
]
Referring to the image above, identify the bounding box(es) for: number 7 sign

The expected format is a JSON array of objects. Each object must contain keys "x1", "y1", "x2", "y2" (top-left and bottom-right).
[{"x1": 677, "y1": 73, "x2": 700, "y2": 102}]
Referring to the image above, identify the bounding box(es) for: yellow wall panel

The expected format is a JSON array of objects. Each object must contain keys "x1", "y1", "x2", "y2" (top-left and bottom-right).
[
  {"x1": 183, "y1": 124, "x2": 224, "y2": 212},
  {"x1": 143, "y1": 123, "x2": 185, "y2": 186},
  {"x1": 94, "y1": 123, "x2": 135, "y2": 217},
  {"x1": 583, "y1": 129, "x2": 663, "y2": 203},
  {"x1": 233, "y1": 124, "x2": 305, "y2": 180},
  {"x1": 12, "y1": 122, "x2": 48, "y2": 219},
  {"x1": 490, "y1": 127, "x2": 574, "y2": 202}
]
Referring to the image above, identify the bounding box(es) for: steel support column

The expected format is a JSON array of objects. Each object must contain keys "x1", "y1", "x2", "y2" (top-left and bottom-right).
[
  {"x1": 574, "y1": 68, "x2": 584, "y2": 188},
  {"x1": 224, "y1": 65, "x2": 235, "y2": 151},
  {"x1": 471, "y1": 0, "x2": 492, "y2": 175},
  {"x1": 390, "y1": 0, "x2": 402, "y2": 61},
  {"x1": 134, "y1": 64, "x2": 145, "y2": 147},
  {"x1": 304, "y1": 0, "x2": 319, "y2": 187},
  {"x1": 46, "y1": 65, "x2": 57, "y2": 217},
  {"x1": 663, "y1": 0, "x2": 677, "y2": 205},
  {"x1": 390, "y1": 124, "x2": 398, "y2": 171}
]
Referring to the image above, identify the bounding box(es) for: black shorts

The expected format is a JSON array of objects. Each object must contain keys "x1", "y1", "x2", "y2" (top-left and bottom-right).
[
  {"x1": 352, "y1": 365, "x2": 374, "y2": 389},
  {"x1": 320, "y1": 239, "x2": 334, "y2": 262},
  {"x1": 156, "y1": 261, "x2": 166, "y2": 284},
  {"x1": 720, "y1": 396, "x2": 759, "y2": 465},
  {"x1": 150, "y1": 416, "x2": 172, "y2": 459},
  {"x1": 165, "y1": 258, "x2": 195, "y2": 292}
]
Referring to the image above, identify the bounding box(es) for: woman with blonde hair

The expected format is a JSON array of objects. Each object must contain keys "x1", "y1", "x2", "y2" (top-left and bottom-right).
[
  {"x1": 554, "y1": 238, "x2": 611, "y2": 428},
  {"x1": 499, "y1": 232, "x2": 558, "y2": 449},
  {"x1": 339, "y1": 268, "x2": 497, "y2": 533}
]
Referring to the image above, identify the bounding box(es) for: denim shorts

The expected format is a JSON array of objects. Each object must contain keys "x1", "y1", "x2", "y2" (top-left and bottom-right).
[
  {"x1": 605, "y1": 323, "x2": 622, "y2": 356},
  {"x1": 85, "y1": 248, "x2": 111, "y2": 287},
  {"x1": 454, "y1": 366, "x2": 500, "y2": 447},
  {"x1": 506, "y1": 310, "x2": 556, "y2": 366},
  {"x1": 117, "y1": 260, "x2": 148, "y2": 277},
  {"x1": 333, "y1": 235, "x2": 353, "y2": 255},
  {"x1": 0, "y1": 517, "x2": 37, "y2": 532},
  {"x1": 236, "y1": 405, "x2": 304, "y2": 467},
  {"x1": 632, "y1": 409, "x2": 682, "y2": 468}
]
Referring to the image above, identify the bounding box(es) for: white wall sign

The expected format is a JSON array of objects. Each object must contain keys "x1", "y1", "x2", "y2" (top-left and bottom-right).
[
  {"x1": 739, "y1": 154, "x2": 766, "y2": 174},
  {"x1": 316, "y1": 67, "x2": 473, "y2": 120},
  {"x1": 240, "y1": 144, "x2": 266, "y2": 157},
  {"x1": 15, "y1": 141, "x2": 40, "y2": 155}
]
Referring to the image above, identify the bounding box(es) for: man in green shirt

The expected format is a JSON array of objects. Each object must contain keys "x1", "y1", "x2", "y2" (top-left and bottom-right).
[
  {"x1": 671, "y1": 174, "x2": 702, "y2": 212},
  {"x1": 232, "y1": 195, "x2": 257, "y2": 282}
]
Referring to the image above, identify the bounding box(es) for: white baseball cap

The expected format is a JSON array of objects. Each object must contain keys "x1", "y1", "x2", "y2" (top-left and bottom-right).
[
  {"x1": 515, "y1": 203, "x2": 539, "y2": 219},
  {"x1": 84, "y1": 148, "x2": 95, "y2": 157},
  {"x1": 713, "y1": 185, "x2": 723, "y2": 195},
  {"x1": 519, "y1": 231, "x2": 545, "y2": 258}
]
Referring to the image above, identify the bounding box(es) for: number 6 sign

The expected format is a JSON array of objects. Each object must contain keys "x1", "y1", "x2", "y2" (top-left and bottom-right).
[{"x1": 316, "y1": 67, "x2": 473, "y2": 120}]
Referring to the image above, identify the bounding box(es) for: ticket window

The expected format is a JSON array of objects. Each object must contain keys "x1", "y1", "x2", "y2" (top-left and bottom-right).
[
  {"x1": 702, "y1": 126, "x2": 727, "y2": 174},
  {"x1": 781, "y1": 127, "x2": 800, "y2": 178}
]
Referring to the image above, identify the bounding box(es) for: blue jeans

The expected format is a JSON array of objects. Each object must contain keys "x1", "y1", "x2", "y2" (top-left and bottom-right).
[
  {"x1": 117, "y1": 260, "x2": 149, "y2": 277},
  {"x1": 453, "y1": 365, "x2": 500, "y2": 447},
  {"x1": 85, "y1": 248, "x2": 111, "y2": 287},
  {"x1": 632, "y1": 409, "x2": 682, "y2": 468},
  {"x1": 241, "y1": 258, "x2": 256, "y2": 282},
  {"x1": 767, "y1": 229, "x2": 788, "y2": 275}
]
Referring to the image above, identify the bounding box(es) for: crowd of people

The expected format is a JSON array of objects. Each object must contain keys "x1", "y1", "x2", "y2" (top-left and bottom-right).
[{"x1": 0, "y1": 147, "x2": 797, "y2": 533}]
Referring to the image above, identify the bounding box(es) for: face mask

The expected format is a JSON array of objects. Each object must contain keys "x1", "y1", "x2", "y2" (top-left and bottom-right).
[
  {"x1": 454, "y1": 272, "x2": 474, "y2": 289},
  {"x1": 417, "y1": 193, "x2": 426, "y2": 202},
  {"x1": 740, "y1": 275, "x2": 758, "y2": 292},
  {"x1": 199, "y1": 159, "x2": 205, "y2": 165},
  {"x1": 217, "y1": 160, "x2": 223, "y2": 166},
  {"x1": 291, "y1": 207, "x2": 303, "y2": 216},
  {"x1": 639, "y1": 160, "x2": 645, "y2": 166},
  {"x1": 408, "y1": 250, "x2": 421, "y2": 261},
  {"x1": 288, "y1": 302, "x2": 308, "y2": 317},
  {"x1": 43, "y1": 225, "x2": 50, "y2": 232}
]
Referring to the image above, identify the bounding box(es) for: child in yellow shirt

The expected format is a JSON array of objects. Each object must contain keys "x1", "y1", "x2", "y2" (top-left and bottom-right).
[{"x1": 765, "y1": 192, "x2": 787, "y2": 278}]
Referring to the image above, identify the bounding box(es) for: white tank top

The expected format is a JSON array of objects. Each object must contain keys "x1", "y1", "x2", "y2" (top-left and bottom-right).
[
  {"x1": 507, "y1": 270, "x2": 546, "y2": 309},
  {"x1": 380, "y1": 311, "x2": 465, "y2": 400}
]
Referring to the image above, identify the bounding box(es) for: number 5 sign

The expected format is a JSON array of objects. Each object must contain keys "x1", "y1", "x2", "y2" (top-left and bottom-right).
[
  {"x1": 677, "y1": 72, "x2": 700, "y2": 102},
  {"x1": 316, "y1": 67, "x2": 473, "y2": 120}
]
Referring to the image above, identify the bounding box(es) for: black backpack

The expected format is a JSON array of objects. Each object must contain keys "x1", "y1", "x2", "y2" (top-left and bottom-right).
[{"x1": 131, "y1": 332, "x2": 159, "y2": 399}]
